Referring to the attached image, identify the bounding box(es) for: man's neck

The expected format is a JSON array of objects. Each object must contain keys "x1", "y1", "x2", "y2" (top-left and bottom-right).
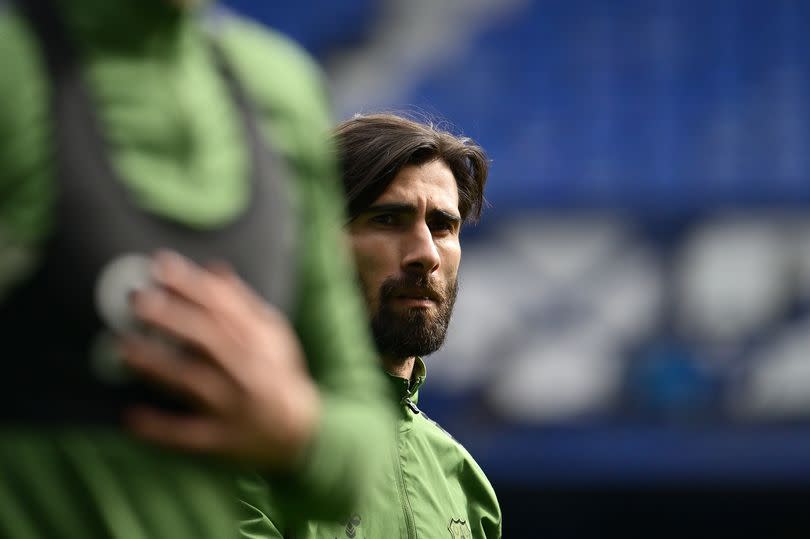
[{"x1": 382, "y1": 355, "x2": 416, "y2": 382}]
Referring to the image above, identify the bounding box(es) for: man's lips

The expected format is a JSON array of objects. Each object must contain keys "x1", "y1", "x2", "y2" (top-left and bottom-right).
[
  {"x1": 392, "y1": 297, "x2": 435, "y2": 308},
  {"x1": 390, "y1": 287, "x2": 441, "y2": 304}
]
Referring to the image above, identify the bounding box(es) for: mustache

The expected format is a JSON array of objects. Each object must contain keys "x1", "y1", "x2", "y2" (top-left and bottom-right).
[{"x1": 379, "y1": 274, "x2": 446, "y2": 304}]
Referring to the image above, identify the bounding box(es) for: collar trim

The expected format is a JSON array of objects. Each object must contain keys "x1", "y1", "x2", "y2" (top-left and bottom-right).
[{"x1": 386, "y1": 357, "x2": 427, "y2": 404}]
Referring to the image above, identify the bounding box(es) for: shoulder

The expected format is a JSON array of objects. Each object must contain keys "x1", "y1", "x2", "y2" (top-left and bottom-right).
[
  {"x1": 209, "y1": 11, "x2": 330, "y2": 124},
  {"x1": 204, "y1": 10, "x2": 335, "y2": 181},
  {"x1": 418, "y1": 412, "x2": 483, "y2": 473},
  {"x1": 419, "y1": 411, "x2": 461, "y2": 446},
  {"x1": 417, "y1": 412, "x2": 498, "y2": 492}
]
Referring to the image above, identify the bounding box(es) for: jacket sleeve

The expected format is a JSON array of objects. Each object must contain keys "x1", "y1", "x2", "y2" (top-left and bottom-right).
[
  {"x1": 219, "y1": 17, "x2": 395, "y2": 528},
  {"x1": 467, "y1": 458, "x2": 502, "y2": 539}
]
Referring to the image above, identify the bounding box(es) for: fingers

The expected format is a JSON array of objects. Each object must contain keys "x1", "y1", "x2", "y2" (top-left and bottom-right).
[
  {"x1": 121, "y1": 336, "x2": 234, "y2": 412},
  {"x1": 130, "y1": 285, "x2": 244, "y2": 368},
  {"x1": 155, "y1": 251, "x2": 279, "y2": 325},
  {"x1": 204, "y1": 258, "x2": 282, "y2": 325},
  {"x1": 125, "y1": 407, "x2": 229, "y2": 455},
  {"x1": 204, "y1": 259, "x2": 236, "y2": 279},
  {"x1": 149, "y1": 251, "x2": 211, "y2": 307},
  {"x1": 150, "y1": 251, "x2": 255, "y2": 321},
  {"x1": 134, "y1": 251, "x2": 293, "y2": 372}
]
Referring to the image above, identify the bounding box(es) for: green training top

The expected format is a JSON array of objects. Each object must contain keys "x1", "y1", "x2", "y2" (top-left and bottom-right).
[
  {"x1": 240, "y1": 357, "x2": 503, "y2": 539},
  {"x1": 0, "y1": 0, "x2": 393, "y2": 536}
]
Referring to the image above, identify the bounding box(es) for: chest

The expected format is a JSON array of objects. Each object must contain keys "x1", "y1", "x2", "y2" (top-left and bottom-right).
[
  {"x1": 76, "y1": 45, "x2": 249, "y2": 225},
  {"x1": 307, "y1": 422, "x2": 477, "y2": 539}
]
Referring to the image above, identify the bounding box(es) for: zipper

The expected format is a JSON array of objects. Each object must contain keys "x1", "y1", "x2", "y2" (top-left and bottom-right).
[
  {"x1": 403, "y1": 396, "x2": 421, "y2": 414},
  {"x1": 394, "y1": 407, "x2": 418, "y2": 539}
]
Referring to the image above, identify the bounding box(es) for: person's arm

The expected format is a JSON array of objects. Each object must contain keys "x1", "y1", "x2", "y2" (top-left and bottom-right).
[
  {"x1": 215, "y1": 17, "x2": 395, "y2": 525},
  {"x1": 466, "y1": 456, "x2": 502, "y2": 539},
  {"x1": 215, "y1": 17, "x2": 396, "y2": 526}
]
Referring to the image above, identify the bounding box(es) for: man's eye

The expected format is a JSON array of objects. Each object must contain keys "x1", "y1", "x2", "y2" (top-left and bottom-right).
[
  {"x1": 429, "y1": 221, "x2": 455, "y2": 233},
  {"x1": 371, "y1": 214, "x2": 398, "y2": 226}
]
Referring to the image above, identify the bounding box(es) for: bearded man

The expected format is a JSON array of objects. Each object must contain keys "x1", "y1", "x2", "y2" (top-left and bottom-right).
[{"x1": 241, "y1": 113, "x2": 502, "y2": 538}]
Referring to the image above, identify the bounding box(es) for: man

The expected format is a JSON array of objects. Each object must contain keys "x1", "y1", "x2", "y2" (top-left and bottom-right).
[
  {"x1": 0, "y1": 1, "x2": 392, "y2": 537},
  {"x1": 241, "y1": 113, "x2": 502, "y2": 538}
]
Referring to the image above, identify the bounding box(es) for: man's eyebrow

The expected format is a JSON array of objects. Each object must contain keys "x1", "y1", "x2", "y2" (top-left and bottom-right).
[
  {"x1": 359, "y1": 203, "x2": 462, "y2": 224},
  {"x1": 428, "y1": 208, "x2": 462, "y2": 224},
  {"x1": 362, "y1": 203, "x2": 417, "y2": 215}
]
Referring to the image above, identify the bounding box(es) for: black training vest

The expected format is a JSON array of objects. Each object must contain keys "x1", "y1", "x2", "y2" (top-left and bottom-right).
[{"x1": 1, "y1": 0, "x2": 297, "y2": 424}]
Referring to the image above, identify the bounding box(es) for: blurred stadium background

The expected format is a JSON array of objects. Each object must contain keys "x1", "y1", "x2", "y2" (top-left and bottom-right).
[{"x1": 227, "y1": 1, "x2": 810, "y2": 535}]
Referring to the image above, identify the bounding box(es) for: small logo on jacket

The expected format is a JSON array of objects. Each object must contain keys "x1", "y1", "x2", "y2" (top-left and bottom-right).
[
  {"x1": 344, "y1": 514, "x2": 361, "y2": 538},
  {"x1": 448, "y1": 518, "x2": 471, "y2": 539}
]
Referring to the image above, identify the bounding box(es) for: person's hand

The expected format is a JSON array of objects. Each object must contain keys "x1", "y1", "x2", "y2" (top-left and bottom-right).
[{"x1": 120, "y1": 250, "x2": 320, "y2": 471}]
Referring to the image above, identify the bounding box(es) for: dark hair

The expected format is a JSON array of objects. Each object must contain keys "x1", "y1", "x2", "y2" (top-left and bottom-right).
[{"x1": 333, "y1": 113, "x2": 489, "y2": 224}]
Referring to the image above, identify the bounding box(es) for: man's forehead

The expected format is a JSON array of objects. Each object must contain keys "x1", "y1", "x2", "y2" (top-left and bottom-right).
[{"x1": 373, "y1": 161, "x2": 460, "y2": 214}]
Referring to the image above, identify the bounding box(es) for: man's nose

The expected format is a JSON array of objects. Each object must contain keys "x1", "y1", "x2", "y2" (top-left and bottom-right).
[{"x1": 401, "y1": 223, "x2": 440, "y2": 274}]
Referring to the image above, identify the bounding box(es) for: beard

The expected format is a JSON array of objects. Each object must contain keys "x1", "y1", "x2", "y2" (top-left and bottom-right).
[{"x1": 367, "y1": 274, "x2": 458, "y2": 360}]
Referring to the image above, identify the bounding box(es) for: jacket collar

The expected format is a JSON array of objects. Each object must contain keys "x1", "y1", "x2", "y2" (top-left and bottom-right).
[{"x1": 386, "y1": 356, "x2": 427, "y2": 405}]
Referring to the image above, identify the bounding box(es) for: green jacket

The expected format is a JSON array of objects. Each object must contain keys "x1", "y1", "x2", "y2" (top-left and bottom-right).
[
  {"x1": 240, "y1": 358, "x2": 502, "y2": 539},
  {"x1": 0, "y1": 1, "x2": 392, "y2": 537}
]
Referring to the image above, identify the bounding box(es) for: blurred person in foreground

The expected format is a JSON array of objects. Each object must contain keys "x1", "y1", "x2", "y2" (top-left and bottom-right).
[
  {"x1": 0, "y1": 0, "x2": 393, "y2": 537},
  {"x1": 240, "y1": 113, "x2": 502, "y2": 538}
]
